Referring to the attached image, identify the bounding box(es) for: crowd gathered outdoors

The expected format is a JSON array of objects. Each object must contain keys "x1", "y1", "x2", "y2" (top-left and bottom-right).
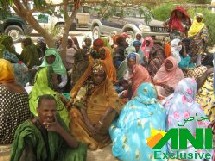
[{"x1": 0, "y1": 5, "x2": 215, "y2": 161}]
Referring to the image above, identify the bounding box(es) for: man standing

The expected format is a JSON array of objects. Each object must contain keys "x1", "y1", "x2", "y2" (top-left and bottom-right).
[{"x1": 10, "y1": 94, "x2": 87, "y2": 161}]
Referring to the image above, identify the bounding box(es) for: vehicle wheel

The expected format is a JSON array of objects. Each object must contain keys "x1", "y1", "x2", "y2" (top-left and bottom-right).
[
  {"x1": 92, "y1": 26, "x2": 100, "y2": 40},
  {"x1": 5, "y1": 25, "x2": 24, "y2": 43}
]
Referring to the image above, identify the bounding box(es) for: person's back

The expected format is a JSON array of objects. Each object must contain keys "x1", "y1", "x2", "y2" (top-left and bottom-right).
[
  {"x1": 20, "y1": 38, "x2": 40, "y2": 69},
  {"x1": 0, "y1": 59, "x2": 30, "y2": 144},
  {"x1": 0, "y1": 59, "x2": 31, "y2": 161},
  {"x1": 109, "y1": 82, "x2": 166, "y2": 161}
]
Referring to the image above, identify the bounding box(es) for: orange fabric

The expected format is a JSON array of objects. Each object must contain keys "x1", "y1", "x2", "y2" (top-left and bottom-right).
[
  {"x1": 165, "y1": 43, "x2": 171, "y2": 58},
  {"x1": 153, "y1": 56, "x2": 184, "y2": 89},
  {"x1": 0, "y1": 59, "x2": 15, "y2": 83},
  {"x1": 70, "y1": 60, "x2": 121, "y2": 113},
  {"x1": 70, "y1": 59, "x2": 94, "y2": 99},
  {"x1": 132, "y1": 64, "x2": 151, "y2": 94},
  {"x1": 100, "y1": 47, "x2": 116, "y2": 82},
  {"x1": 69, "y1": 60, "x2": 122, "y2": 149},
  {"x1": 70, "y1": 108, "x2": 110, "y2": 150}
]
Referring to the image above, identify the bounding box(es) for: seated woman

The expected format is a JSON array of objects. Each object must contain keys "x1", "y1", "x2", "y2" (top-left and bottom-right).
[
  {"x1": 109, "y1": 82, "x2": 166, "y2": 161},
  {"x1": 153, "y1": 56, "x2": 184, "y2": 97},
  {"x1": 133, "y1": 40, "x2": 144, "y2": 64},
  {"x1": 0, "y1": 35, "x2": 19, "y2": 57},
  {"x1": 0, "y1": 59, "x2": 31, "y2": 158},
  {"x1": 40, "y1": 48, "x2": 68, "y2": 91},
  {"x1": 115, "y1": 53, "x2": 140, "y2": 93},
  {"x1": 147, "y1": 43, "x2": 165, "y2": 77},
  {"x1": 163, "y1": 78, "x2": 210, "y2": 156},
  {"x1": 69, "y1": 60, "x2": 122, "y2": 150},
  {"x1": 19, "y1": 37, "x2": 40, "y2": 69},
  {"x1": 121, "y1": 53, "x2": 151, "y2": 99},
  {"x1": 29, "y1": 66, "x2": 70, "y2": 127},
  {"x1": 129, "y1": 60, "x2": 151, "y2": 97},
  {"x1": 116, "y1": 49, "x2": 138, "y2": 80},
  {"x1": 3, "y1": 50, "x2": 30, "y2": 87},
  {"x1": 178, "y1": 44, "x2": 195, "y2": 70}
]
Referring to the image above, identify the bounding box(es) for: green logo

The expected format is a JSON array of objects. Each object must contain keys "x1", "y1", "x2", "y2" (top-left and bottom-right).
[
  {"x1": 148, "y1": 128, "x2": 213, "y2": 160},
  {"x1": 153, "y1": 128, "x2": 213, "y2": 149}
]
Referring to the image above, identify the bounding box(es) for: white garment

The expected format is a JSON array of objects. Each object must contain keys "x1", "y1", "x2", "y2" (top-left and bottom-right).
[
  {"x1": 65, "y1": 47, "x2": 76, "y2": 70},
  {"x1": 58, "y1": 74, "x2": 68, "y2": 88},
  {"x1": 171, "y1": 38, "x2": 182, "y2": 62}
]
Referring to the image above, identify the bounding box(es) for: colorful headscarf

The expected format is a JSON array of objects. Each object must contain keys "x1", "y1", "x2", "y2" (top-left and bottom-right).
[
  {"x1": 0, "y1": 58, "x2": 15, "y2": 83},
  {"x1": 127, "y1": 52, "x2": 136, "y2": 61},
  {"x1": 132, "y1": 64, "x2": 151, "y2": 94},
  {"x1": 169, "y1": 6, "x2": 191, "y2": 32},
  {"x1": 133, "y1": 40, "x2": 141, "y2": 47},
  {"x1": 100, "y1": 47, "x2": 116, "y2": 82},
  {"x1": 40, "y1": 48, "x2": 66, "y2": 75},
  {"x1": 196, "y1": 13, "x2": 203, "y2": 18},
  {"x1": 153, "y1": 56, "x2": 184, "y2": 89},
  {"x1": 120, "y1": 32, "x2": 128, "y2": 39},
  {"x1": 188, "y1": 13, "x2": 205, "y2": 37},
  {"x1": 163, "y1": 78, "x2": 210, "y2": 154},
  {"x1": 109, "y1": 82, "x2": 166, "y2": 161},
  {"x1": 93, "y1": 38, "x2": 104, "y2": 47},
  {"x1": 116, "y1": 52, "x2": 139, "y2": 81}
]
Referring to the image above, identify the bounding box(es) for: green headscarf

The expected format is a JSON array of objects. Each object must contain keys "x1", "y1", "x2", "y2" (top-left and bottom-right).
[
  {"x1": 40, "y1": 48, "x2": 66, "y2": 75},
  {"x1": 101, "y1": 37, "x2": 112, "y2": 48},
  {"x1": 29, "y1": 67, "x2": 69, "y2": 127}
]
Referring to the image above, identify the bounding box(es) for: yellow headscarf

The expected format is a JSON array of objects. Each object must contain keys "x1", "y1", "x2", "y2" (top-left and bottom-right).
[
  {"x1": 188, "y1": 13, "x2": 205, "y2": 37},
  {"x1": 0, "y1": 58, "x2": 15, "y2": 83}
]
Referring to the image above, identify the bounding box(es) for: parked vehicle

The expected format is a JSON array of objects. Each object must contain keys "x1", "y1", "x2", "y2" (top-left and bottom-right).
[
  {"x1": 0, "y1": 7, "x2": 32, "y2": 43},
  {"x1": 75, "y1": 5, "x2": 90, "y2": 30},
  {"x1": 33, "y1": 5, "x2": 90, "y2": 33},
  {"x1": 32, "y1": 12, "x2": 75, "y2": 34},
  {"x1": 90, "y1": 6, "x2": 169, "y2": 39}
]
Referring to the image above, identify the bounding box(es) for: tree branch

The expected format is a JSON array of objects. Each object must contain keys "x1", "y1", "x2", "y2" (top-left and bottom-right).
[{"x1": 13, "y1": 0, "x2": 55, "y2": 47}]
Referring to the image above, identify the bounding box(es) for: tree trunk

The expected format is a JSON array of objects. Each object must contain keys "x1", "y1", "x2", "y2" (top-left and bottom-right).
[
  {"x1": 60, "y1": 2, "x2": 78, "y2": 62},
  {"x1": 13, "y1": 0, "x2": 56, "y2": 47}
]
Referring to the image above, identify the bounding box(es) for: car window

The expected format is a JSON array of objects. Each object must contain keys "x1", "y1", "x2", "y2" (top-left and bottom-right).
[{"x1": 38, "y1": 14, "x2": 49, "y2": 23}]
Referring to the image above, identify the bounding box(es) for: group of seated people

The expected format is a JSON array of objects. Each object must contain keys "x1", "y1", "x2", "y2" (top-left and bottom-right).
[{"x1": 0, "y1": 8, "x2": 215, "y2": 160}]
